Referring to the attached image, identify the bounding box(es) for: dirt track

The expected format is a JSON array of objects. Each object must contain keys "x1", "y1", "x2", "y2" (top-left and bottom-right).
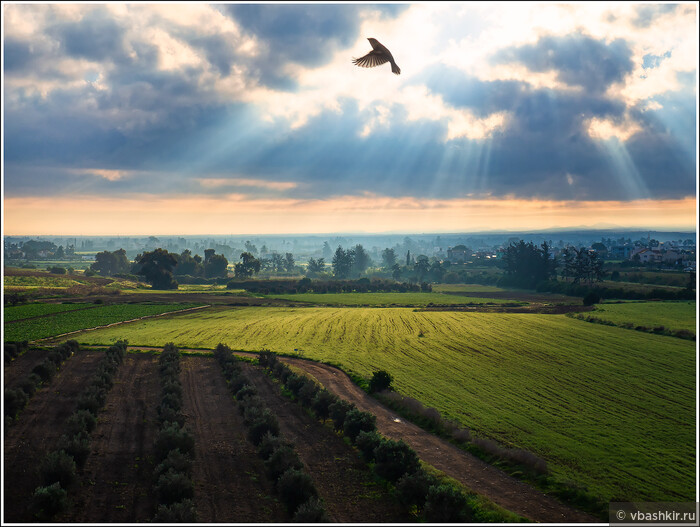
[{"x1": 180, "y1": 357, "x2": 286, "y2": 523}]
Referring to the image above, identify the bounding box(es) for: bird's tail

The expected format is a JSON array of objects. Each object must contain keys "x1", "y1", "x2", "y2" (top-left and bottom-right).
[{"x1": 391, "y1": 62, "x2": 401, "y2": 75}]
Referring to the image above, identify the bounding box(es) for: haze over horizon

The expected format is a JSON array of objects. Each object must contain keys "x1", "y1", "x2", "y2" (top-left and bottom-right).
[{"x1": 2, "y1": 2, "x2": 698, "y2": 236}]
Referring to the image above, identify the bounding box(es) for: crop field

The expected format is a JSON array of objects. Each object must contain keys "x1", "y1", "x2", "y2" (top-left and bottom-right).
[
  {"x1": 4, "y1": 302, "x2": 96, "y2": 322},
  {"x1": 432, "y1": 284, "x2": 506, "y2": 293},
  {"x1": 4, "y1": 275, "x2": 90, "y2": 290},
  {"x1": 4, "y1": 303, "x2": 202, "y2": 341},
  {"x1": 71, "y1": 305, "x2": 696, "y2": 504},
  {"x1": 264, "y1": 292, "x2": 518, "y2": 306},
  {"x1": 583, "y1": 301, "x2": 697, "y2": 333}
]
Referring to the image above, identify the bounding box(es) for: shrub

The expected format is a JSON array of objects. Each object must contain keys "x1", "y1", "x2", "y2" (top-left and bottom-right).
[
  {"x1": 355, "y1": 430, "x2": 383, "y2": 463},
  {"x1": 4, "y1": 388, "x2": 28, "y2": 418},
  {"x1": 158, "y1": 404, "x2": 185, "y2": 427},
  {"x1": 153, "y1": 499, "x2": 197, "y2": 523},
  {"x1": 277, "y1": 468, "x2": 318, "y2": 514},
  {"x1": 369, "y1": 370, "x2": 393, "y2": 393},
  {"x1": 46, "y1": 351, "x2": 64, "y2": 367},
  {"x1": 156, "y1": 468, "x2": 195, "y2": 505},
  {"x1": 423, "y1": 484, "x2": 471, "y2": 523},
  {"x1": 248, "y1": 411, "x2": 281, "y2": 445},
  {"x1": 155, "y1": 423, "x2": 195, "y2": 461},
  {"x1": 311, "y1": 390, "x2": 336, "y2": 421},
  {"x1": 372, "y1": 439, "x2": 420, "y2": 482},
  {"x1": 32, "y1": 360, "x2": 56, "y2": 383},
  {"x1": 273, "y1": 362, "x2": 292, "y2": 384},
  {"x1": 396, "y1": 469, "x2": 437, "y2": 509},
  {"x1": 39, "y1": 450, "x2": 77, "y2": 489},
  {"x1": 242, "y1": 397, "x2": 266, "y2": 422},
  {"x1": 258, "y1": 349, "x2": 278, "y2": 369},
  {"x1": 235, "y1": 384, "x2": 257, "y2": 401},
  {"x1": 32, "y1": 482, "x2": 68, "y2": 519},
  {"x1": 343, "y1": 408, "x2": 377, "y2": 442},
  {"x1": 257, "y1": 432, "x2": 287, "y2": 460},
  {"x1": 57, "y1": 432, "x2": 91, "y2": 468},
  {"x1": 293, "y1": 496, "x2": 329, "y2": 523},
  {"x1": 285, "y1": 374, "x2": 306, "y2": 397},
  {"x1": 65, "y1": 410, "x2": 97, "y2": 436},
  {"x1": 155, "y1": 448, "x2": 193, "y2": 480},
  {"x1": 265, "y1": 445, "x2": 303, "y2": 481},
  {"x1": 161, "y1": 380, "x2": 183, "y2": 401},
  {"x1": 228, "y1": 374, "x2": 249, "y2": 396},
  {"x1": 18, "y1": 376, "x2": 39, "y2": 397},
  {"x1": 297, "y1": 380, "x2": 319, "y2": 407},
  {"x1": 160, "y1": 392, "x2": 182, "y2": 413},
  {"x1": 329, "y1": 399, "x2": 354, "y2": 431}
]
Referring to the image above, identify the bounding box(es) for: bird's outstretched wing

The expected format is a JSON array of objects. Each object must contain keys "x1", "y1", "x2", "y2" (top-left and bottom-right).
[{"x1": 352, "y1": 51, "x2": 390, "y2": 69}]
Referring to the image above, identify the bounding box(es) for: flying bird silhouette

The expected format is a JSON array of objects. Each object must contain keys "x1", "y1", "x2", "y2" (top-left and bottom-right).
[{"x1": 352, "y1": 38, "x2": 401, "y2": 75}]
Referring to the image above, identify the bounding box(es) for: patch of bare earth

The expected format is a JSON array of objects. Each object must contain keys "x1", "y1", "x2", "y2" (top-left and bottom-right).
[
  {"x1": 180, "y1": 356, "x2": 287, "y2": 522},
  {"x1": 3, "y1": 348, "x2": 53, "y2": 390},
  {"x1": 3, "y1": 350, "x2": 104, "y2": 522},
  {"x1": 240, "y1": 363, "x2": 411, "y2": 523},
  {"x1": 59, "y1": 353, "x2": 161, "y2": 523}
]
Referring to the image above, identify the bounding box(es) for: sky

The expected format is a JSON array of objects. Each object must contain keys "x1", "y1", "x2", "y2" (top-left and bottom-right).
[{"x1": 2, "y1": 1, "x2": 698, "y2": 235}]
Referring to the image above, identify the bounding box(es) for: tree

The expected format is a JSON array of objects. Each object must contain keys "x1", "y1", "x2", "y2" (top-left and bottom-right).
[
  {"x1": 306, "y1": 258, "x2": 325, "y2": 277},
  {"x1": 244, "y1": 241, "x2": 258, "y2": 255},
  {"x1": 284, "y1": 253, "x2": 295, "y2": 273},
  {"x1": 350, "y1": 244, "x2": 370, "y2": 277},
  {"x1": 406, "y1": 250, "x2": 411, "y2": 266},
  {"x1": 175, "y1": 250, "x2": 203, "y2": 277},
  {"x1": 204, "y1": 253, "x2": 229, "y2": 279},
  {"x1": 135, "y1": 249, "x2": 178, "y2": 289},
  {"x1": 234, "y1": 252, "x2": 261, "y2": 278},
  {"x1": 391, "y1": 264, "x2": 402, "y2": 281},
  {"x1": 332, "y1": 246, "x2": 352, "y2": 279},
  {"x1": 369, "y1": 370, "x2": 393, "y2": 393},
  {"x1": 322, "y1": 241, "x2": 332, "y2": 260},
  {"x1": 91, "y1": 249, "x2": 130, "y2": 277},
  {"x1": 55, "y1": 246, "x2": 65, "y2": 259},
  {"x1": 414, "y1": 255, "x2": 430, "y2": 282},
  {"x1": 382, "y1": 248, "x2": 397, "y2": 269}
]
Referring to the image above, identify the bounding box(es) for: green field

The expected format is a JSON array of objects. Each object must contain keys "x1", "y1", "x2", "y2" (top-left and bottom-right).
[
  {"x1": 4, "y1": 275, "x2": 89, "y2": 290},
  {"x1": 264, "y1": 292, "x2": 517, "y2": 306},
  {"x1": 72, "y1": 305, "x2": 695, "y2": 503},
  {"x1": 4, "y1": 303, "x2": 202, "y2": 341},
  {"x1": 4, "y1": 302, "x2": 96, "y2": 322},
  {"x1": 432, "y1": 284, "x2": 506, "y2": 293},
  {"x1": 584, "y1": 301, "x2": 697, "y2": 334}
]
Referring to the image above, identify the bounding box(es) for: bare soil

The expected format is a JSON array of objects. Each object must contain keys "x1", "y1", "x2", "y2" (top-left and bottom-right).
[
  {"x1": 59, "y1": 353, "x2": 161, "y2": 523},
  {"x1": 3, "y1": 350, "x2": 105, "y2": 522},
  {"x1": 240, "y1": 362, "x2": 411, "y2": 523},
  {"x1": 179, "y1": 356, "x2": 287, "y2": 523},
  {"x1": 257, "y1": 355, "x2": 599, "y2": 523},
  {"x1": 3, "y1": 348, "x2": 53, "y2": 390}
]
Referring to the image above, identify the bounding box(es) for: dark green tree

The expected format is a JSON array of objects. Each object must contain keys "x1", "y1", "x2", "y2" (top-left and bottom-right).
[
  {"x1": 91, "y1": 249, "x2": 130, "y2": 276},
  {"x1": 306, "y1": 257, "x2": 325, "y2": 277},
  {"x1": 204, "y1": 253, "x2": 229, "y2": 278},
  {"x1": 382, "y1": 248, "x2": 397, "y2": 269},
  {"x1": 332, "y1": 247, "x2": 352, "y2": 279},
  {"x1": 174, "y1": 249, "x2": 203, "y2": 277},
  {"x1": 135, "y1": 249, "x2": 178, "y2": 289},
  {"x1": 234, "y1": 252, "x2": 261, "y2": 278},
  {"x1": 284, "y1": 253, "x2": 295, "y2": 273},
  {"x1": 349, "y1": 244, "x2": 371, "y2": 277}
]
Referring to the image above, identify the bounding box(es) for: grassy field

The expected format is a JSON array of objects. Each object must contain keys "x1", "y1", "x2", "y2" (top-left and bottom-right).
[
  {"x1": 432, "y1": 284, "x2": 506, "y2": 293},
  {"x1": 264, "y1": 292, "x2": 518, "y2": 306},
  {"x1": 583, "y1": 301, "x2": 697, "y2": 333},
  {"x1": 72, "y1": 305, "x2": 695, "y2": 504},
  {"x1": 4, "y1": 303, "x2": 202, "y2": 341},
  {"x1": 4, "y1": 274, "x2": 90, "y2": 290},
  {"x1": 4, "y1": 302, "x2": 97, "y2": 322}
]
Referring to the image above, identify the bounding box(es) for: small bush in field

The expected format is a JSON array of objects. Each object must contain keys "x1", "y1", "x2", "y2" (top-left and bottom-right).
[
  {"x1": 298, "y1": 380, "x2": 319, "y2": 407},
  {"x1": 32, "y1": 482, "x2": 68, "y2": 520},
  {"x1": 17, "y1": 376, "x2": 38, "y2": 397},
  {"x1": 65, "y1": 410, "x2": 97, "y2": 437},
  {"x1": 4, "y1": 388, "x2": 28, "y2": 418},
  {"x1": 372, "y1": 439, "x2": 420, "y2": 482},
  {"x1": 248, "y1": 410, "x2": 280, "y2": 445},
  {"x1": 355, "y1": 430, "x2": 383, "y2": 463},
  {"x1": 258, "y1": 349, "x2": 278, "y2": 369},
  {"x1": 39, "y1": 450, "x2": 77, "y2": 489},
  {"x1": 228, "y1": 374, "x2": 248, "y2": 396},
  {"x1": 265, "y1": 445, "x2": 303, "y2": 481},
  {"x1": 46, "y1": 351, "x2": 64, "y2": 367},
  {"x1": 32, "y1": 360, "x2": 56, "y2": 383},
  {"x1": 161, "y1": 380, "x2": 183, "y2": 401},
  {"x1": 343, "y1": 408, "x2": 377, "y2": 442},
  {"x1": 284, "y1": 374, "x2": 306, "y2": 397},
  {"x1": 153, "y1": 499, "x2": 197, "y2": 523},
  {"x1": 155, "y1": 423, "x2": 194, "y2": 461},
  {"x1": 156, "y1": 468, "x2": 194, "y2": 505},
  {"x1": 293, "y1": 496, "x2": 329, "y2": 523},
  {"x1": 158, "y1": 404, "x2": 185, "y2": 427},
  {"x1": 273, "y1": 362, "x2": 292, "y2": 383},
  {"x1": 396, "y1": 469, "x2": 437, "y2": 509},
  {"x1": 155, "y1": 448, "x2": 193, "y2": 479},
  {"x1": 277, "y1": 468, "x2": 318, "y2": 514},
  {"x1": 57, "y1": 432, "x2": 91, "y2": 468},
  {"x1": 328, "y1": 399, "x2": 354, "y2": 431},
  {"x1": 235, "y1": 384, "x2": 257, "y2": 401},
  {"x1": 369, "y1": 370, "x2": 393, "y2": 393},
  {"x1": 311, "y1": 389, "x2": 336, "y2": 421},
  {"x1": 257, "y1": 432, "x2": 287, "y2": 460},
  {"x1": 242, "y1": 397, "x2": 266, "y2": 421},
  {"x1": 423, "y1": 484, "x2": 471, "y2": 523}
]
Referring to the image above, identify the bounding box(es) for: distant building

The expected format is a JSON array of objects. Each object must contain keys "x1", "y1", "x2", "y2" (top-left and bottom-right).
[{"x1": 447, "y1": 245, "x2": 470, "y2": 263}]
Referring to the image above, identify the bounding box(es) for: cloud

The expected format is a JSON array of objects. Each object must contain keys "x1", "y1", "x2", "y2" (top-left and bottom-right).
[{"x1": 494, "y1": 34, "x2": 634, "y2": 92}]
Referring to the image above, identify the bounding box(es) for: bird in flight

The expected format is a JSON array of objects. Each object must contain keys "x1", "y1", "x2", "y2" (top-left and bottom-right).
[{"x1": 352, "y1": 38, "x2": 401, "y2": 75}]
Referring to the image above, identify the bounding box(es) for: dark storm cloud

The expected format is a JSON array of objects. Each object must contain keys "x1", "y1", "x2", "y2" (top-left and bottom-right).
[
  {"x1": 47, "y1": 9, "x2": 127, "y2": 62},
  {"x1": 495, "y1": 34, "x2": 634, "y2": 92},
  {"x1": 3, "y1": 38, "x2": 34, "y2": 72}
]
